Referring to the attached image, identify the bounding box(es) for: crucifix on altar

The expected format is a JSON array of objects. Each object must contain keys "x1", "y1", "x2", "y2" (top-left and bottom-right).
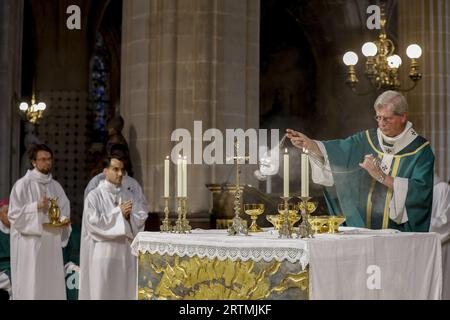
[{"x1": 227, "y1": 139, "x2": 250, "y2": 236}]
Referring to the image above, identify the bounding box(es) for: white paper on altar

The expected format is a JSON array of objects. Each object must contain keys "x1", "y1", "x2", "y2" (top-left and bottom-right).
[{"x1": 308, "y1": 232, "x2": 442, "y2": 300}]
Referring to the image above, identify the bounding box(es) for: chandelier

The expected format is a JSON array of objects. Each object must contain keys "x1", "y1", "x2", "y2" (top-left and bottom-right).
[
  {"x1": 18, "y1": 93, "x2": 47, "y2": 124},
  {"x1": 342, "y1": 6, "x2": 422, "y2": 93}
]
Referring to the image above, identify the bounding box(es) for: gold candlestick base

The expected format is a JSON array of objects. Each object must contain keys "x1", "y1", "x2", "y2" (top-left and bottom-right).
[
  {"x1": 181, "y1": 197, "x2": 191, "y2": 233},
  {"x1": 297, "y1": 196, "x2": 315, "y2": 239},
  {"x1": 173, "y1": 197, "x2": 191, "y2": 233},
  {"x1": 173, "y1": 197, "x2": 185, "y2": 233},
  {"x1": 160, "y1": 197, "x2": 172, "y2": 232},
  {"x1": 278, "y1": 197, "x2": 293, "y2": 239},
  {"x1": 227, "y1": 186, "x2": 248, "y2": 236}
]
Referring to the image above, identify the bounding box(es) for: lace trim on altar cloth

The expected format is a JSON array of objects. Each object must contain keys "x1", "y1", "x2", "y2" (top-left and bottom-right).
[{"x1": 131, "y1": 231, "x2": 309, "y2": 270}]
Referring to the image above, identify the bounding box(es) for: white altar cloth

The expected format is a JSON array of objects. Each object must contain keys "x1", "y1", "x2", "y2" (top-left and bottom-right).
[
  {"x1": 308, "y1": 228, "x2": 442, "y2": 300},
  {"x1": 131, "y1": 227, "x2": 442, "y2": 300}
]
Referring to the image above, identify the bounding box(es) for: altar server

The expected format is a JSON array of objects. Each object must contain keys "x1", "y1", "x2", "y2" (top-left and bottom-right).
[
  {"x1": 84, "y1": 151, "x2": 148, "y2": 214},
  {"x1": 79, "y1": 154, "x2": 148, "y2": 300},
  {"x1": 8, "y1": 144, "x2": 71, "y2": 299},
  {"x1": 430, "y1": 176, "x2": 450, "y2": 299}
]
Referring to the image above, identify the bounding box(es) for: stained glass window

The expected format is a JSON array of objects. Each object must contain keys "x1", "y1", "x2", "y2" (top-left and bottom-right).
[{"x1": 89, "y1": 33, "x2": 110, "y2": 143}]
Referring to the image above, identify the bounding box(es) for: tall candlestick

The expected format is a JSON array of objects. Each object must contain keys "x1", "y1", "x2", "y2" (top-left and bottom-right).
[
  {"x1": 164, "y1": 156, "x2": 170, "y2": 197},
  {"x1": 182, "y1": 156, "x2": 187, "y2": 197},
  {"x1": 301, "y1": 149, "x2": 310, "y2": 197},
  {"x1": 177, "y1": 155, "x2": 182, "y2": 197},
  {"x1": 283, "y1": 149, "x2": 289, "y2": 197}
]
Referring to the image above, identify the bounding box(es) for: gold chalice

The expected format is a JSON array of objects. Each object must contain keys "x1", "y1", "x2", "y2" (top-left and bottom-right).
[
  {"x1": 244, "y1": 204, "x2": 265, "y2": 232},
  {"x1": 266, "y1": 215, "x2": 282, "y2": 230}
]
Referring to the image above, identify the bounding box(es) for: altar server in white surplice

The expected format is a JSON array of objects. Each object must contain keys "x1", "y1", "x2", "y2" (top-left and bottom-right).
[
  {"x1": 79, "y1": 154, "x2": 148, "y2": 300},
  {"x1": 8, "y1": 144, "x2": 71, "y2": 300},
  {"x1": 83, "y1": 150, "x2": 148, "y2": 214},
  {"x1": 430, "y1": 175, "x2": 450, "y2": 300}
]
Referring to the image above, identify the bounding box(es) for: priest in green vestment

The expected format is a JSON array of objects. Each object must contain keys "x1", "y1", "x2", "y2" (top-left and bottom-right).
[{"x1": 287, "y1": 90, "x2": 434, "y2": 232}]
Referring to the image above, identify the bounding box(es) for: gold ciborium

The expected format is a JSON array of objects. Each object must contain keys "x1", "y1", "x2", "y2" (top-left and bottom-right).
[
  {"x1": 329, "y1": 215, "x2": 346, "y2": 233},
  {"x1": 277, "y1": 203, "x2": 299, "y2": 218},
  {"x1": 244, "y1": 204, "x2": 265, "y2": 232},
  {"x1": 266, "y1": 203, "x2": 300, "y2": 232},
  {"x1": 266, "y1": 214, "x2": 301, "y2": 231},
  {"x1": 48, "y1": 198, "x2": 61, "y2": 224},
  {"x1": 297, "y1": 201, "x2": 318, "y2": 214},
  {"x1": 44, "y1": 198, "x2": 70, "y2": 227},
  {"x1": 308, "y1": 215, "x2": 346, "y2": 234}
]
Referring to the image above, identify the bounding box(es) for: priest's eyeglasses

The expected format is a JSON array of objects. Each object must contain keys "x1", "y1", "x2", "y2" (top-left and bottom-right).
[
  {"x1": 374, "y1": 115, "x2": 396, "y2": 123},
  {"x1": 36, "y1": 156, "x2": 52, "y2": 162}
]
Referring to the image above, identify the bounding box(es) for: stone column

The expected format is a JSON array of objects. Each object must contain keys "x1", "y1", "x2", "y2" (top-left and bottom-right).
[
  {"x1": 398, "y1": 0, "x2": 450, "y2": 181},
  {"x1": 0, "y1": 0, "x2": 23, "y2": 198},
  {"x1": 121, "y1": 0, "x2": 260, "y2": 222}
]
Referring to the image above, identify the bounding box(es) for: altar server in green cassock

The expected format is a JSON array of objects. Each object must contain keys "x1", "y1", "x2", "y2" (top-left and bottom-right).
[
  {"x1": 0, "y1": 199, "x2": 11, "y2": 299},
  {"x1": 287, "y1": 90, "x2": 434, "y2": 232}
]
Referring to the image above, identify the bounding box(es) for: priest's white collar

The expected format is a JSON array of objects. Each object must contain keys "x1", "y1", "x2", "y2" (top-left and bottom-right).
[
  {"x1": 101, "y1": 179, "x2": 122, "y2": 194},
  {"x1": 376, "y1": 121, "x2": 417, "y2": 155},
  {"x1": 26, "y1": 169, "x2": 53, "y2": 185}
]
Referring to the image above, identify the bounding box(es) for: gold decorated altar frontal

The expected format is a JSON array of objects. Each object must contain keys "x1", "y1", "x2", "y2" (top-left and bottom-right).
[{"x1": 137, "y1": 253, "x2": 309, "y2": 300}]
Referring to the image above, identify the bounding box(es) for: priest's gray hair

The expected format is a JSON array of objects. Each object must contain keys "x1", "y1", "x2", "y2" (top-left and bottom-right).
[{"x1": 373, "y1": 90, "x2": 408, "y2": 115}]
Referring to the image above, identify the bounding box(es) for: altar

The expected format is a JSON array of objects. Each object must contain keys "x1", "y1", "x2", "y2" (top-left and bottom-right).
[{"x1": 131, "y1": 228, "x2": 442, "y2": 300}]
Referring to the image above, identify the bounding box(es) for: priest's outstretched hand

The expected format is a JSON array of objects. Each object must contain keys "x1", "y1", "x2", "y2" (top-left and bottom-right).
[
  {"x1": 286, "y1": 129, "x2": 323, "y2": 158},
  {"x1": 120, "y1": 200, "x2": 133, "y2": 220}
]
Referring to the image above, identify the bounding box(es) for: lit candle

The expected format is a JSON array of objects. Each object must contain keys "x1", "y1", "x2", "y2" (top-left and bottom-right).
[
  {"x1": 283, "y1": 149, "x2": 289, "y2": 197},
  {"x1": 305, "y1": 152, "x2": 309, "y2": 197},
  {"x1": 182, "y1": 156, "x2": 187, "y2": 197},
  {"x1": 177, "y1": 155, "x2": 182, "y2": 197},
  {"x1": 301, "y1": 149, "x2": 310, "y2": 197},
  {"x1": 164, "y1": 156, "x2": 169, "y2": 198}
]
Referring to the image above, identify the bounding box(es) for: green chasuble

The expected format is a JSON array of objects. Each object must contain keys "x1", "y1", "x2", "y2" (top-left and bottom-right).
[
  {"x1": 63, "y1": 223, "x2": 81, "y2": 300},
  {"x1": 0, "y1": 230, "x2": 10, "y2": 279},
  {"x1": 321, "y1": 128, "x2": 434, "y2": 232}
]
